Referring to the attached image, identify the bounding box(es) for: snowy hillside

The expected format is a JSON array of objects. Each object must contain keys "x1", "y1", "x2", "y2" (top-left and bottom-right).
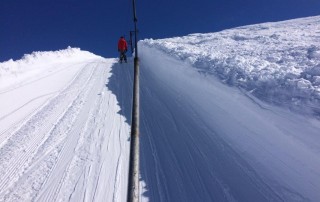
[
  {"x1": 0, "y1": 16, "x2": 320, "y2": 202},
  {"x1": 140, "y1": 16, "x2": 320, "y2": 117}
]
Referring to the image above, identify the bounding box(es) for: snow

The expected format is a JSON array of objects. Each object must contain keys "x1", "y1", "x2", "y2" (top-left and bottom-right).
[
  {"x1": 0, "y1": 16, "x2": 320, "y2": 201},
  {"x1": 137, "y1": 15, "x2": 320, "y2": 201},
  {"x1": 0, "y1": 47, "x2": 99, "y2": 90},
  {"x1": 140, "y1": 15, "x2": 320, "y2": 117},
  {"x1": 0, "y1": 48, "x2": 130, "y2": 201},
  {"x1": 139, "y1": 46, "x2": 320, "y2": 201}
]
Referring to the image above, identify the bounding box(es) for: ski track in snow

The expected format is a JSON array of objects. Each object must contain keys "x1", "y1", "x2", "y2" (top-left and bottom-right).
[
  {"x1": 0, "y1": 61, "x2": 86, "y2": 95},
  {"x1": 0, "y1": 65, "x2": 85, "y2": 146},
  {"x1": 0, "y1": 58, "x2": 130, "y2": 201}
]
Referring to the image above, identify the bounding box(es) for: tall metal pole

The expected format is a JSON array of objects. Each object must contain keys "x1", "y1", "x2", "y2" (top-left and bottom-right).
[
  {"x1": 133, "y1": 0, "x2": 138, "y2": 58},
  {"x1": 130, "y1": 31, "x2": 134, "y2": 54},
  {"x1": 127, "y1": 0, "x2": 139, "y2": 201}
]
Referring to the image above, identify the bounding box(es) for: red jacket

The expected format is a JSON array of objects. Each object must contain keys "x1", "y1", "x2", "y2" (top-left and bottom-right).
[{"x1": 118, "y1": 38, "x2": 128, "y2": 51}]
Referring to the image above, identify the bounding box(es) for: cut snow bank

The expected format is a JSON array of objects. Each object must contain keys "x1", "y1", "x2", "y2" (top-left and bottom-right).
[
  {"x1": 0, "y1": 47, "x2": 101, "y2": 90},
  {"x1": 140, "y1": 15, "x2": 320, "y2": 117},
  {"x1": 139, "y1": 26, "x2": 320, "y2": 201}
]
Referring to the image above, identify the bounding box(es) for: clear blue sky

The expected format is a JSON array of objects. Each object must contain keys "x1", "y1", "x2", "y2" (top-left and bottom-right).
[{"x1": 1, "y1": 0, "x2": 320, "y2": 61}]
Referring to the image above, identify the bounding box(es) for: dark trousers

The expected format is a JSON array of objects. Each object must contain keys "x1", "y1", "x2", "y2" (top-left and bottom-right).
[{"x1": 119, "y1": 50, "x2": 127, "y2": 62}]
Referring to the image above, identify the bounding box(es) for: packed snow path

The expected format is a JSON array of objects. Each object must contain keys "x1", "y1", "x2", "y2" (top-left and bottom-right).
[{"x1": 0, "y1": 58, "x2": 130, "y2": 201}]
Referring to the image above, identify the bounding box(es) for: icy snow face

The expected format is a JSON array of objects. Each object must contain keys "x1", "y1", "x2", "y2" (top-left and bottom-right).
[
  {"x1": 0, "y1": 47, "x2": 101, "y2": 89},
  {"x1": 140, "y1": 16, "x2": 320, "y2": 116}
]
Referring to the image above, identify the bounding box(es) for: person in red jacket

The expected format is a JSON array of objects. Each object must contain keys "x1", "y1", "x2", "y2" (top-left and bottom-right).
[{"x1": 118, "y1": 36, "x2": 128, "y2": 63}]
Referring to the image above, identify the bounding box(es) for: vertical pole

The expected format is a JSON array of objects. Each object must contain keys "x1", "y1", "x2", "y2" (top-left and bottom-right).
[
  {"x1": 130, "y1": 31, "x2": 134, "y2": 54},
  {"x1": 127, "y1": 58, "x2": 139, "y2": 202},
  {"x1": 133, "y1": 0, "x2": 138, "y2": 58},
  {"x1": 127, "y1": 0, "x2": 139, "y2": 201}
]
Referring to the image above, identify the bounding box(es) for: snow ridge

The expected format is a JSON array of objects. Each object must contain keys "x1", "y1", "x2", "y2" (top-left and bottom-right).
[
  {"x1": 0, "y1": 47, "x2": 101, "y2": 90},
  {"x1": 140, "y1": 15, "x2": 320, "y2": 116}
]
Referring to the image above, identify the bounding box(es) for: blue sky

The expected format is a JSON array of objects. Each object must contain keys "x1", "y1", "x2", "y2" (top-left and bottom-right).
[{"x1": 1, "y1": 0, "x2": 320, "y2": 61}]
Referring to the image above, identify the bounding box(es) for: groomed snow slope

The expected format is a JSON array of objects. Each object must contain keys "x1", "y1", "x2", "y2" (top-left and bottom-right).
[{"x1": 0, "y1": 48, "x2": 131, "y2": 201}]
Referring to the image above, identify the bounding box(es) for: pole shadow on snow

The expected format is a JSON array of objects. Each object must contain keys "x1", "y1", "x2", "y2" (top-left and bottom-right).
[
  {"x1": 106, "y1": 58, "x2": 162, "y2": 201},
  {"x1": 106, "y1": 58, "x2": 159, "y2": 201},
  {"x1": 106, "y1": 58, "x2": 159, "y2": 200},
  {"x1": 106, "y1": 58, "x2": 157, "y2": 200},
  {"x1": 105, "y1": 58, "x2": 133, "y2": 126}
]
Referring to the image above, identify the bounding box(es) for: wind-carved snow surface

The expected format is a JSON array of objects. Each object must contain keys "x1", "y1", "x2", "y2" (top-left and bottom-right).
[
  {"x1": 141, "y1": 16, "x2": 320, "y2": 117},
  {"x1": 138, "y1": 16, "x2": 320, "y2": 202}
]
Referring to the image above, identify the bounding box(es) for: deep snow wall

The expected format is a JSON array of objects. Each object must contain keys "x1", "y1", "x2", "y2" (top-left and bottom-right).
[
  {"x1": 140, "y1": 16, "x2": 320, "y2": 117},
  {"x1": 138, "y1": 41, "x2": 320, "y2": 201}
]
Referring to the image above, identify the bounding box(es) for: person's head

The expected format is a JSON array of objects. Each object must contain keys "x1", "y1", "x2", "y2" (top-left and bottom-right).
[{"x1": 120, "y1": 36, "x2": 124, "y2": 39}]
